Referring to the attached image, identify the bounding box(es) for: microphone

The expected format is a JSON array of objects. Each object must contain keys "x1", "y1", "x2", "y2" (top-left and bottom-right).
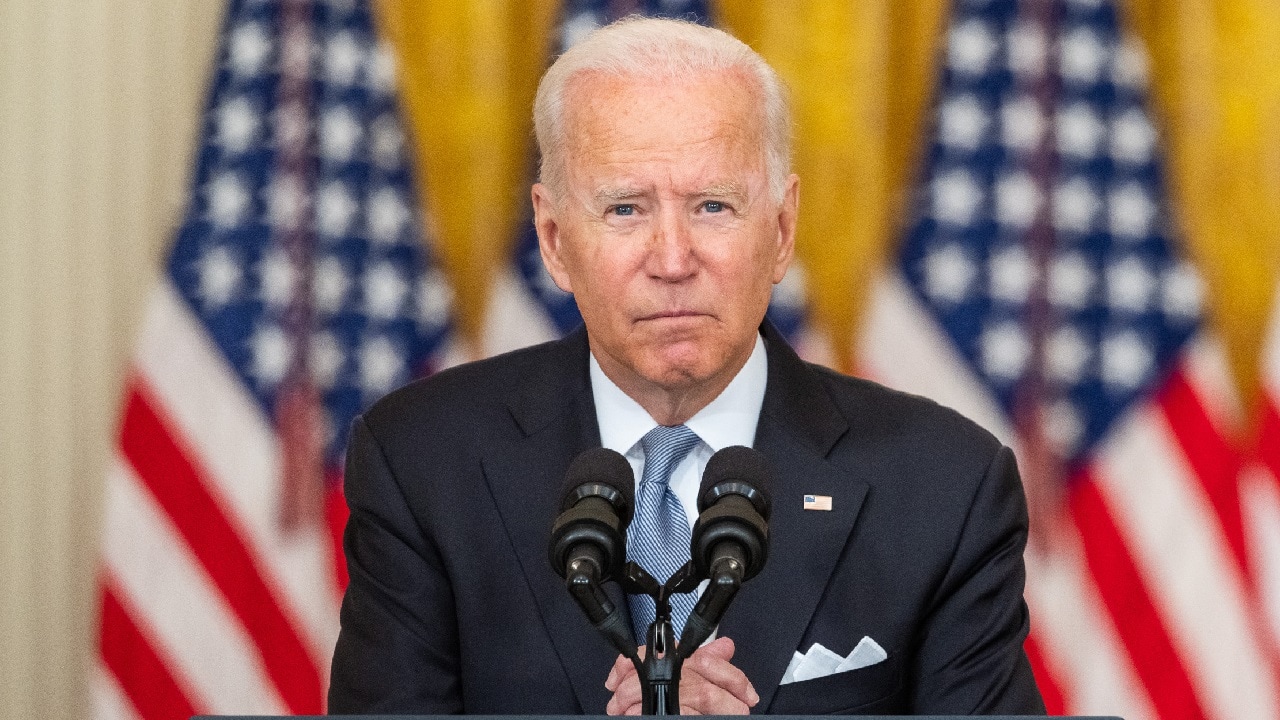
[
  {"x1": 680, "y1": 446, "x2": 771, "y2": 651},
  {"x1": 548, "y1": 448, "x2": 635, "y2": 586},
  {"x1": 691, "y1": 445, "x2": 771, "y2": 582}
]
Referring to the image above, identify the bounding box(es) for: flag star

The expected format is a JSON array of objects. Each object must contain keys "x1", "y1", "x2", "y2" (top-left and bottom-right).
[
  {"x1": 370, "y1": 115, "x2": 405, "y2": 169},
  {"x1": 258, "y1": 247, "x2": 295, "y2": 308},
  {"x1": 1007, "y1": 21, "x2": 1047, "y2": 77},
  {"x1": 197, "y1": 246, "x2": 242, "y2": 307},
  {"x1": 214, "y1": 96, "x2": 260, "y2": 155},
  {"x1": 562, "y1": 11, "x2": 602, "y2": 50},
  {"x1": 990, "y1": 245, "x2": 1037, "y2": 304},
  {"x1": 1111, "y1": 108, "x2": 1158, "y2": 165},
  {"x1": 1112, "y1": 37, "x2": 1150, "y2": 89},
  {"x1": 317, "y1": 180, "x2": 358, "y2": 237},
  {"x1": 265, "y1": 174, "x2": 307, "y2": 231},
  {"x1": 932, "y1": 168, "x2": 984, "y2": 226},
  {"x1": 250, "y1": 324, "x2": 293, "y2": 387},
  {"x1": 274, "y1": 102, "x2": 310, "y2": 149},
  {"x1": 1047, "y1": 325, "x2": 1092, "y2": 383},
  {"x1": 281, "y1": 25, "x2": 311, "y2": 79},
  {"x1": 1107, "y1": 255, "x2": 1156, "y2": 313},
  {"x1": 996, "y1": 171, "x2": 1043, "y2": 229},
  {"x1": 981, "y1": 321, "x2": 1031, "y2": 382},
  {"x1": 310, "y1": 330, "x2": 346, "y2": 389},
  {"x1": 320, "y1": 105, "x2": 362, "y2": 164},
  {"x1": 1067, "y1": 0, "x2": 1104, "y2": 7},
  {"x1": 939, "y1": 94, "x2": 989, "y2": 151},
  {"x1": 322, "y1": 0, "x2": 356, "y2": 16},
  {"x1": 923, "y1": 243, "x2": 977, "y2": 304},
  {"x1": 367, "y1": 187, "x2": 410, "y2": 243},
  {"x1": 325, "y1": 31, "x2": 365, "y2": 86},
  {"x1": 358, "y1": 335, "x2": 405, "y2": 395},
  {"x1": 1049, "y1": 252, "x2": 1097, "y2": 309},
  {"x1": 363, "y1": 261, "x2": 410, "y2": 319},
  {"x1": 1057, "y1": 104, "x2": 1106, "y2": 159},
  {"x1": 1162, "y1": 261, "x2": 1204, "y2": 320},
  {"x1": 1101, "y1": 330, "x2": 1154, "y2": 389},
  {"x1": 948, "y1": 19, "x2": 999, "y2": 76},
  {"x1": 1043, "y1": 399, "x2": 1086, "y2": 455},
  {"x1": 314, "y1": 256, "x2": 351, "y2": 313},
  {"x1": 206, "y1": 172, "x2": 252, "y2": 229},
  {"x1": 1108, "y1": 182, "x2": 1158, "y2": 239},
  {"x1": 1001, "y1": 96, "x2": 1045, "y2": 153},
  {"x1": 367, "y1": 42, "x2": 398, "y2": 94},
  {"x1": 228, "y1": 22, "x2": 272, "y2": 78},
  {"x1": 1059, "y1": 27, "x2": 1110, "y2": 84},
  {"x1": 1053, "y1": 177, "x2": 1100, "y2": 234},
  {"x1": 416, "y1": 267, "x2": 454, "y2": 328}
]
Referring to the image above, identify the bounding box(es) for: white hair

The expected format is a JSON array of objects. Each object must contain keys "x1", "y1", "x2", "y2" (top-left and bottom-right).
[{"x1": 533, "y1": 16, "x2": 792, "y2": 202}]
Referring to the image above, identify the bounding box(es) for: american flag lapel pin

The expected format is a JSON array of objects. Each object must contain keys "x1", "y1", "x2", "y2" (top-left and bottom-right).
[{"x1": 803, "y1": 494, "x2": 833, "y2": 511}]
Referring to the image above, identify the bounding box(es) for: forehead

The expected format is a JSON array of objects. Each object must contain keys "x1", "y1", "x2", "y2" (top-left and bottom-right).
[{"x1": 560, "y1": 68, "x2": 766, "y2": 183}]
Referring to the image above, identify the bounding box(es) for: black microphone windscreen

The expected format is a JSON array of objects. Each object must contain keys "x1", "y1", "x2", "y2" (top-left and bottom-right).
[
  {"x1": 560, "y1": 447, "x2": 635, "y2": 523},
  {"x1": 697, "y1": 446, "x2": 771, "y2": 516}
]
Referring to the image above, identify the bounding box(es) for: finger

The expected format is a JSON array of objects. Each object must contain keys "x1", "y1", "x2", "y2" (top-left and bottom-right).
[
  {"x1": 606, "y1": 668, "x2": 643, "y2": 715},
  {"x1": 684, "y1": 645, "x2": 759, "y2": 708},
  {"x1": 678, "y1": 673, "x2": 751, "y2": 716},
  {"x1": 604, "y1": 653, "x2": 633, "y2": 691},
  {"x1": 696, "y1": 635, "x2": 736, "y2": 661}
]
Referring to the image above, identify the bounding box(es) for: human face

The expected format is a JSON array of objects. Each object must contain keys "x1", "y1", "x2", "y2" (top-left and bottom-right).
[{"x1": 533, "y1": 69, "x2": 798, "y2": 412}]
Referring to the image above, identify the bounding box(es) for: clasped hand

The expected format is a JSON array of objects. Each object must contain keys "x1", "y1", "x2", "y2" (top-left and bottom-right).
[{"x1": 604, "y1": 636, "x2": 759, "y2": 715}]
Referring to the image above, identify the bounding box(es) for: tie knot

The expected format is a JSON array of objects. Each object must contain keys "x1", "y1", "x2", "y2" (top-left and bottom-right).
[{"x1": 639, "y1": 424, "x2": 700, "y2": 487}]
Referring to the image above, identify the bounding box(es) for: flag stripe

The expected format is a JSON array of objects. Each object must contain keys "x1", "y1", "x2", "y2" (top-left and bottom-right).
[
  {"x1": 1094, "y1": 409, "x2": 1279, "y2": 720},
  {"x1": 1260, "y1": 402, "x2": 1280, "y2": 480},
  {"x1": 1024, "y1": 524, "x2": 1157, "y2": 720},
  {"x1": 1069, "y1": 476, "x2": 1207, "y2": 720},
  {"x1": 91, "y1": 661, "x2": 144, "y2": 720},
  {"x1": 98, "y1": 584, "x2": 197, "y2": 720},
  {"x1": 134, "y1": 284, "x2": 339, "y2": 663},
  {"x1": 103, "y1": 457, "x2": 286, "y2": 715},
  {"x1": 1022, "y1": 634, "x2": 1064, "y2": 715},
  {"x1": 119, "y1": 382, "x2": 323, "y2": 714},
  {"x1": 1158, "y1": 369, "x2": 1248, "y2": 574}
]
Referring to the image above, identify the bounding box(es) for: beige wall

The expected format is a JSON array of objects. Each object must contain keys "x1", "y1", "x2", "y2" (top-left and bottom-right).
[{"x1": 0, "y1": 1, "x2": 224, "y2": 717}]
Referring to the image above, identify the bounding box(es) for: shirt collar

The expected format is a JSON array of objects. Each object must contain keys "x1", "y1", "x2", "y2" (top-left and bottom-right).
[{"x1": 590, "y1": 333, "x2": 767, "y2": 455}]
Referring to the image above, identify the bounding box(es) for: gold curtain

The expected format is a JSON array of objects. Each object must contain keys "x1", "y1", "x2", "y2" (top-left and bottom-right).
[
  {"x1": 374, "y1": 0, "x2": 560, "y2": 352},
  {"x1": 377, "y1": 1, "x2": 1280, "y2": 398},
  {"x1": 716, "y1": 1, "x2": 949, "y2": 372},
  {"x1": 1124, "y1": 0, "x2": 1280, "y2": 409}
]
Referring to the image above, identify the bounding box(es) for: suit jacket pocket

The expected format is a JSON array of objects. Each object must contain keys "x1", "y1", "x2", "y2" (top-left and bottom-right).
[{"x1": 768, "y1": 655, "x2": 902, "y2": 715}]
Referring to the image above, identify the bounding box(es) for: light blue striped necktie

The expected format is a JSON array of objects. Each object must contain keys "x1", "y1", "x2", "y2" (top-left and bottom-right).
[{"x1": 627, "y1": 424, "x2": 701, "y2": 645}]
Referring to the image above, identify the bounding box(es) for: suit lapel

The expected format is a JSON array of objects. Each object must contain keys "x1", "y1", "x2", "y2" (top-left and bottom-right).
[
  {"x1": 716, "y1": 324, "x2": 869, "y2": 711},
  {"x1": 479, "y1": 328, "x2": 623, "y2": 714}
]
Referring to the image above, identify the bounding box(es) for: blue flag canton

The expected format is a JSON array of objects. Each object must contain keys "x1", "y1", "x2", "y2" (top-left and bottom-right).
[
  {"x1": 167, "y1": 0, "x2": 451, "y2": 464},
  {"x1": 899, "y1": 0, "x2": 1203, "y2": 468},
  {"x1": 513, "y1": 0, "x2": 808, "y2": 341}
]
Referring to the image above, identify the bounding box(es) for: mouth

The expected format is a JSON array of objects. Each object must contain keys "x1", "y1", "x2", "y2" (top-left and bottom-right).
[{"x1": 638, "y1": 310, "x2": 709, "y2": 322}]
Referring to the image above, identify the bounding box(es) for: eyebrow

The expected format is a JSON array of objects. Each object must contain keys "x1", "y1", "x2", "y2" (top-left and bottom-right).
[{"x1": 591, "y1": 182, "x2": 748, "y2": 204}]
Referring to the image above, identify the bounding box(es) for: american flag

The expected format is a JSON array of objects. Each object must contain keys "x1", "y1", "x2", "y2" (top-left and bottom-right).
[
  {"x1": 1244, "y1": 287, "x2": 1280, "y2": 661},
  {"x1": 93, "y1": 0, "x2": 452, "y2": 716},
  {"x1": 488, "y1": 0, "x2": 812, "y2": 355},
  {"x1": 857, "y1": 0, "x2": 1279, "y2": 717}
]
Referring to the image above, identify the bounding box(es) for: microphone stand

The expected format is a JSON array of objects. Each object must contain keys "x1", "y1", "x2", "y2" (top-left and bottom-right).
[{"x1": 562, "y1": 554, "x2": 747, "y2": 715}]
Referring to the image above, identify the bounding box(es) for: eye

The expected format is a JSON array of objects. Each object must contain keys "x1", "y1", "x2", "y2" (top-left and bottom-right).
[
  {"x1": 702, "y1": 201, "x2": 725, "y2": 213},
  {"x1": 610, "y1": 204, "x2": 636, "y2": 217}
]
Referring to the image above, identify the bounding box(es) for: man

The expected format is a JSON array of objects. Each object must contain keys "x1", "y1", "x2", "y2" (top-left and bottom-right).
[{"x1": 329, "y1": 17, "x2": 1044, "y2": 715}]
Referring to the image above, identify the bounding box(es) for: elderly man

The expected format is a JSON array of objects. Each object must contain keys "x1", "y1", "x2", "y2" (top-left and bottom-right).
[{"x1": 328, "y1": 17, "x2": 1044, "y2": 716}]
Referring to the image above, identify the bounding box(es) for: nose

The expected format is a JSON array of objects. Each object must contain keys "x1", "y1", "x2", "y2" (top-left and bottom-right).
[{"x1": 645, "y1": 208, "x2": 697, "y2": 282}]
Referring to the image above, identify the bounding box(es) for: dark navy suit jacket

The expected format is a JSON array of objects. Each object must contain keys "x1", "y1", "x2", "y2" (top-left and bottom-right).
[{"x1": 328, "y1": 323, "x2": 1045, "y2": 715}]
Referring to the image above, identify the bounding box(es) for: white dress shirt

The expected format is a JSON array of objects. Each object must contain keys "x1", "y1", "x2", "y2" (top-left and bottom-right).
[{"x1": 589, "y1": 333, "x2": 768, "y2": 529}]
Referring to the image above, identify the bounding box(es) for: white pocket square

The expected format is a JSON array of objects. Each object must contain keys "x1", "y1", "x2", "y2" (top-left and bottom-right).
[{"x1": 779, "y1": 636, "x2": 887, "y2": 685}]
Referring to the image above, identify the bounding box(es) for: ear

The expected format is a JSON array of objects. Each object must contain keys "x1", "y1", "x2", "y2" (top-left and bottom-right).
[
  {"x1": 532, "y1": 183, "x2": 574, "y2": 293},
  {"x1": 771, "y1": 174, "x2": 800, "y2": 284}
]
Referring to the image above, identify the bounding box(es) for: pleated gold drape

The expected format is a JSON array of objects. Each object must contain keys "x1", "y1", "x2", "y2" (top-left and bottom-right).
[{"x1": 379, "y1": 0, "x2": 1280, "y2": 401}]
